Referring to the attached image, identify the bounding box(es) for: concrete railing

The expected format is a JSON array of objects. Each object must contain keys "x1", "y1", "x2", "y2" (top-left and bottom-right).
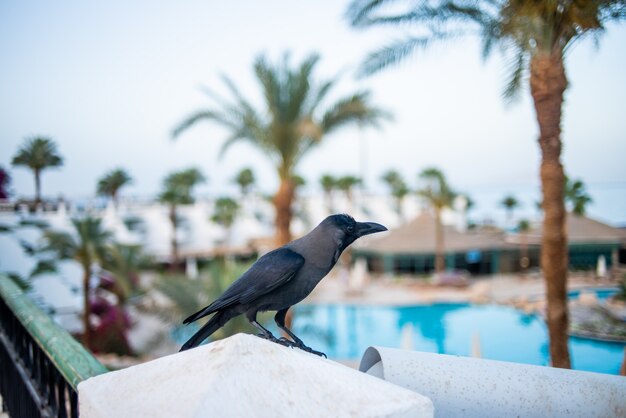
[{"x1": 361, "y1": 346, "x2": 626, "y2": 418}]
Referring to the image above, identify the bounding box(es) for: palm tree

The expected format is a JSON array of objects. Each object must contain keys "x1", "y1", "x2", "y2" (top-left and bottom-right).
[
  {"x1": 101, "y1": 243, "x2": 148, "y2": 304},
  {"x1": 212, "y1": 197, "x2": 240, "y2": 246},
  {"x1": 347, "y1": 0, "x2": 625, "y2": 369},
  {"x1": 173, "y1": 53, "x2": 389, "y2": 245},
  {"x1": 319, "y1": 174, "x2": 337, "y2": 213},
  {"x1": 97, "y1": 168, "x2": 133, "y2": 207},
  {"x1": 159, "y1": 168, "x2": 205, "y2": 267},
  {"x1": 43, "y1": 216, "x2": 111, "y2": 350},
  {"x1": 11, "y1": 137, "x2": 63, "y2": 205},
  {"x1": 381, "y1": 169, "x2": 410, "y2": 221},
  {"x1": 233, "y1": 167, "x2": 255, "y2": 197},
  {"x1": 336, "y1": 175, "x2": 362, "y2": 209},
  {"x1": 564, "y1": 175, "x2": 592, "y2": 216},
  {"x1": 417, "y1": 167, "x2": 456, "y2": 273},
  {"x1": 500, "y1": 194, "x2": 520, "y2": 225}
]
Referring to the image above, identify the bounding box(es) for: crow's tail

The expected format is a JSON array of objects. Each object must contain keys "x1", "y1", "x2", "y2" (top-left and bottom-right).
[{"x1": 179, "y1": 310, "x2": 236, "y2": 352}]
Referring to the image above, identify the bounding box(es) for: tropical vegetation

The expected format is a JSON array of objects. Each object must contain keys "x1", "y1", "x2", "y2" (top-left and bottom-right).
[
  {"x1": 42, "y1": 216, "x2": 112, "y2": 351},
  {"x1": 158, "y1": 168, "x2": 205, "y2": 267},
  {"x1": 172, "y1": 52, "x2": 389, "y2": 245},
  {"x1": 97, "y1": 168, "x2": 133, "y2": 206},
  {"x1": 346, "y1": 0, "x2": 626, "y2": 368},
  {"x1": 11, "y1": 137, "x2": 63, "y2": 205},
  {"x1": 416, "y1": 167, "x2": 456, "y2": 273},
  {"x1": 319, "y1": 174, "x2": 337, "y2": 213},
  {"x1": 381, "y1": 169, "x2": 410, "y2": 220},
  {"x1": 565, "y1": 175, "x2": 593, "y2": 216},
  {"x1": 233, "y1": 168, "x2": 255, "y2": 197},
  {"x1": 501, "y1": 194, "x2": 520, "y2": 224}
]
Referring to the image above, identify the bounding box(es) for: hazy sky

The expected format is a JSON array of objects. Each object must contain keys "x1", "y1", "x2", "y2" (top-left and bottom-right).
[{"x1": 1, "y1": 1, "x2": 625, "y2": 223}]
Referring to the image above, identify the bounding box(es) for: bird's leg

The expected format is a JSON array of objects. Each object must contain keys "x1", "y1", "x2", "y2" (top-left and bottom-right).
[
  {"x1": 246, "y1": 310, "x2": 292, "y2": 348},
  {"x1": 275, "y1": 308, "x2": 327, "y2": 358}
]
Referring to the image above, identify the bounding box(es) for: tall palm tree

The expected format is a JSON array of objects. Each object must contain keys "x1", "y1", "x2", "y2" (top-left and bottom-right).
[
  {"x1": 564, "y1": 175, "x2": 592, "y2": 216},
  {"x1": 320, "y1": 174, "x2": 337, "y2": 213},
  {"x1": 43, "y1": 217, "x2": 111, "y2": 350},
  {"x1": 173, "y1": 53, "x2": 389, "y2": 245},
  {"x1": 11, "y1": 136, "x2": 63, "y2": 205},
  {"x1": 381, "y1": 169, "x2": 410, "y2": 221},
  {"x1": 212, "y1": 197, "x2": 240, "y2": 247},
  {"x1": 233, "y1": 167, "x2": 255, "y2": 197},
  {"x1": 500, "y1": 194, "x2": 520, "y2": 225},
  {"x1": 159, "y1": 168, "x2": 205, "y2": 267},
  {"x1": 347, "y1": 0, "x2": 625, "y2": 369},
  {"x1": 336, "y1": 175, "x2": 362, "y2": 209},
  {"x1": 97, "y1": 168, "x2": 133, "y2": 207},
  {"x1": 417, "y1": 167, "x2": 456, "y2": 273}
]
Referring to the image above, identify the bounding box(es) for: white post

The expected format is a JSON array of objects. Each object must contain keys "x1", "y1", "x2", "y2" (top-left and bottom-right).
[{"x1": 79, "y1": 334, "x2": 433, "y2": 418}]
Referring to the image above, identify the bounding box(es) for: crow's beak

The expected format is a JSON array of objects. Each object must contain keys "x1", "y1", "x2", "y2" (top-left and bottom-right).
[{"x1": 355, "y1": 221, "x2": 387, "y2": 237}]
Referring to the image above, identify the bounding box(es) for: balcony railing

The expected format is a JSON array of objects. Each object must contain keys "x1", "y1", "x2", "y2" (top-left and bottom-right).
[{"x1": 0, "y1": 275, "x2": 107, "y2": 418}]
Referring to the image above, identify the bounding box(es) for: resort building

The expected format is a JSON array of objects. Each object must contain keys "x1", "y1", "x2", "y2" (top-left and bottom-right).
[{"x1": 354, "y1": 212, "x2": 626, "y2": 276}]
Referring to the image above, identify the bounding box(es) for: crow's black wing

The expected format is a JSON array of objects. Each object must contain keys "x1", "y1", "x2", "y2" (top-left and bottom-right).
[{"x1": 183, "y1": 248, "x2": 305, "y2": 324}]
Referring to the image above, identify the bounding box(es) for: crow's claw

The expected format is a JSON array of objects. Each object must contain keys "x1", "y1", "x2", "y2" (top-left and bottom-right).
[{"x1": 294, "y1": 342, "x2": 327, "y2": 358}]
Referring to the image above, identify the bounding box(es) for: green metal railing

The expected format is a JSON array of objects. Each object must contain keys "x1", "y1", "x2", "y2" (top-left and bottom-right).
[{"x1": 0, "y1": 274, "x2": 108, "y2": 417}]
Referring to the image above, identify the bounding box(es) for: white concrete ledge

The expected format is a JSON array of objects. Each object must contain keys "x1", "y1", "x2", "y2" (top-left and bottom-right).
[
  {"x1": 360, "y1": 347, "x2": 626, "y2": 418},
  {"x1": 78, "y1": 334, "x2": 433, "y2": 417}
]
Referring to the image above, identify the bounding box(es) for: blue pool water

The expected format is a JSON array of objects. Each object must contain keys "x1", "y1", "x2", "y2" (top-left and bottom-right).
[
  {"x1": 292, "y1": 303, "x2": 626, "y2": 375},
  {"x1": 567, "y1": 288, "x2": 617, "y2": 301}
]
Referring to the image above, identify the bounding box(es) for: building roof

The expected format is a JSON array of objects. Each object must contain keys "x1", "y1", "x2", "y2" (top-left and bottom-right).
[
  {"x1": 524, "y1": 214, "x2": 624, "y2": 245},
  {"x1": 356, "y1": 212, "x2": 513, "y2": 255}
]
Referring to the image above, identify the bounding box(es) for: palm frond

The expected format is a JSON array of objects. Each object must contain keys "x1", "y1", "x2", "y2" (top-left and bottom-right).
[
  {"x1": 30, "y1": 259, "x2": 58, "y2": 278},
  {"x1": 42, "y1": 230, "x2": 77, "y2": 260},
  {"x1": 171, "y1": 110, "x2": 240, "y2": 139},
  {"x1": 358, "y1": 36, "x2": 433, "y2": 76},
  {"x1": 502, "y1": 47, "x2": 528, "y2": 102},
  {"x1": 346, "y1": 0, "x2": 388, "y2": 26},
  {"x1": 321, "y1": 91, "x2": 390, "y2": 132}
]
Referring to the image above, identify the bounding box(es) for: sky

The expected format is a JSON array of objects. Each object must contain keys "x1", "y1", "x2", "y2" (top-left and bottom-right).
[{"x1": 1, "y1": 1, "x2": 625, "y2": 225}]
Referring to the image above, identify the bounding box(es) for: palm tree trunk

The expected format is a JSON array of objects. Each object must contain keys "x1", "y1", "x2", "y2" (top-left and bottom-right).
[
  {"x1": 434, "y1": 209, "x2": 445, "y2": 273},
  {"x1": 82, "y1": 264, "x2": 92, "y2": 350},
  {"x1": 273, "y1": 178, "x2": 295, "y2": 246},
  {"x1": 169, "y1": 203, "x2": 180, "y2": 270},
  {"x1": 396, "y1": 196, "x2": 404, "y2": 222},
  {"x1": 530, "y1": 51, "x2": 571, "y2": 369},
  {"x1": 34, "y1": 168, "x2": 41, "y2": 206}
]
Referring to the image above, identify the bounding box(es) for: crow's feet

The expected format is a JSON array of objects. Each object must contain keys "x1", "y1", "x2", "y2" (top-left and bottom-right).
[
  {"x1": 295, "y1": 342, "x2": 327, "y2": 358},
  {"x1": 255, "y1": 333, "x2": 325, "y2": 357},
  {"x1": 256, "y1": 333, "x2": 296, "y2": 349}
]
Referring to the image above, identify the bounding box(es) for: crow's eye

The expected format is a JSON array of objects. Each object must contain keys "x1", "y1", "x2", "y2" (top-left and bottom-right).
[{"x1": 347, "y1": 225, "x2": 354, "y2": 233}]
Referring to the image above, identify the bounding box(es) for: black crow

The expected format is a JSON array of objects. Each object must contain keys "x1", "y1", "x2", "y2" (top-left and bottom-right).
[{"x1": 179, "y1": 214, "x2": 387, "y2": 356}]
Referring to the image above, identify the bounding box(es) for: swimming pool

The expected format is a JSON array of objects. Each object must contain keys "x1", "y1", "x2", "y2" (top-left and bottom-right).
[
  {"x1": 292, "y1": 303, "x2": 626, "y2": 375},
  {"x1": 567, "y1": 288, "x2": 618, "y2": 301}
]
